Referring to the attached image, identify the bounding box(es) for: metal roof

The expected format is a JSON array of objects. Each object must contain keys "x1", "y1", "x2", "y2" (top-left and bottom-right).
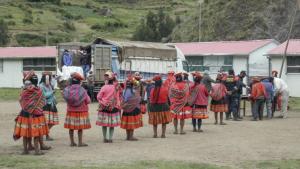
[
  {"x1": 171, "y1": 39, "x2": 278, "y2": 56},
  {"x1": 0, "y1": 46, "x2": 57, "y2": 59},
  {"x1": 268, "y1": 39, "x2": 300, "y2": 56}
]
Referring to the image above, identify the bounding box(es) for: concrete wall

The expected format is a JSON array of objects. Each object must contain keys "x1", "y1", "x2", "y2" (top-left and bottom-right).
[
  {"x1": 271, "y1": 56, "x2": 300, "y2": 97},
  {"x1": 0, "y1": 59, "x2": 53, "y2": 88},
  {"x1": 249, "y1": 42, "x2": 278, "y2": 76},
  {"x1": 0, "y1": 59, "x2": 23, "y2": 88}
]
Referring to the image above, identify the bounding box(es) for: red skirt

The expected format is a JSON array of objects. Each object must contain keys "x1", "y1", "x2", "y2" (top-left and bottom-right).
[
  {"x1": 148, "y1": 111, "x2": 172, "y2": 125},
  {"x1": 13, "y1": 110, "x2": 49, "y2": 140},
  {"x1": 64, "y1": 111, "x2": 91, "y2": 130},
  {"x1": 171, "y1": 106, "x2": 192, "y2": 120},
  {"x1": 192, "y1": 105, "x2": 209, "y2": 119},
  {"x1": 210, "y1": 99, "x2": 228, "y2": 113},
  {"x1": 121, "y1": 108, "x2": 143, "y2": 130},
  {"x1": 43, "y1": 104, "x2": 59, "y2": 125}
]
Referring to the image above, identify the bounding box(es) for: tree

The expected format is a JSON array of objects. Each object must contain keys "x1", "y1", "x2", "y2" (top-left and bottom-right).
[
  {"x1": 132, "y1": 9, "x2": 175, "y2": 42},
  {"x1": 0, "y1": 20, "x2": 10, "y2": 46}
]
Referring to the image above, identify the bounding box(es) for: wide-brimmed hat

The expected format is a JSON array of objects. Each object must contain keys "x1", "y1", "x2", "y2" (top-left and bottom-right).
[
  {"x1": 168, "y1": 70, "x2": 175, "y2": 75},
  {"x1": 104, "y1": 71, "x2": 114, "y2": 80},
  {"x1": 71, "y1": 72, "x2": 84, "y2": 81},
  {"x1": 152, "y1": 75, "x2": 162, "y2": 81},
  {"x1": 174, "y1": 71, "x2": 182, "y2": 77},
  {"x1": 23, "y1": 70, "x2": 35, "y2": 80},
  {"x1": 252, "y1": 76, "x2": 261, "y2": 82}
]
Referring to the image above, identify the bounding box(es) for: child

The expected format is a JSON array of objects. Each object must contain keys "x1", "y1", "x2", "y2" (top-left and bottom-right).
[
  {"x1": 190, "y1": 72, "x2": 209, "y2": 132},
  {"x1": 210, "y1": 73, "x2": 228, "y2": 125},
  {"x1": 13, "y1": 71, "x2": 50, "y2": 155},
  {"x1": 96, "y1": 72, "x2": 121, "y2": 143},
  {"x1": 63, "y1": 72, "x2": 91, "y2": 146},
  {"x1": 40, "y1": 72, "x2": 59, "y2": 140}
]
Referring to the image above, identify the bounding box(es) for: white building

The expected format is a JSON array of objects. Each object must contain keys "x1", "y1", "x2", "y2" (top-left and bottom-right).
[
  {"x1": 173, "y1": 39, "x2": 279, "y2": 81},
  {"x1": 0, "y1": 47, "x2": 57, "y2": 88},
  {"x1": 268, "y1": 39, "x2": 300, "y2": 97}
]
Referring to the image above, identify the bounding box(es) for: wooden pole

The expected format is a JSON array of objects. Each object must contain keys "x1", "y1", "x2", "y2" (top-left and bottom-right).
[{"x1": 279, "y1": 5, "x2": 298, "y2": 78}]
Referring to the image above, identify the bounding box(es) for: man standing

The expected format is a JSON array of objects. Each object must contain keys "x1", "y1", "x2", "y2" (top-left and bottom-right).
[
  {"x1": 224, "y1": 69, "x2": 240, "y2": 121},
  {"x1": 273, "y1": 77, "x2": 289, "y2": 118}
]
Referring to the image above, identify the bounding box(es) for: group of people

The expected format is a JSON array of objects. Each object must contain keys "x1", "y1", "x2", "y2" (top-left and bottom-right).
[{"x1": 13, "y1": 68, "x2": 289, "y2": 155}]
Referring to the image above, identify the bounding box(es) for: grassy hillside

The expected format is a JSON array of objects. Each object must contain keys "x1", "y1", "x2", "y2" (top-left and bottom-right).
[
  {"x1": 0, "y1": 0, "x2": 197, "y2": 46},
  {"x1": 171, "y1": 0, "x2": 300, "y2": 42}
]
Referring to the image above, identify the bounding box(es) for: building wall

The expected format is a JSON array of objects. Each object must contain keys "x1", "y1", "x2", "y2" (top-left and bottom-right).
[
  {"x1": 249, "y1": 42, "x2": 278, "y2": 76},
  {"x1": 271, "y1": 56, "x2": 300, "y2": 97},
  {"x1": 0, "y1": 59, "x2": 23, "y2": 88},
  {"x1": 0, "y1": 59, "x2": 52, "y2": 88}
]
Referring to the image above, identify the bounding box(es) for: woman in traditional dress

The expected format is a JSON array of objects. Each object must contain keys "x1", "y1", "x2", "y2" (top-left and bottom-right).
[
  {"x1": 133, "y1": 72, "x2": 147, "y2": 114},
  {"x1": 13, "y1": 71, "x2": 50, "y2": 155},
  {"x1": 148, "y1": 75, "x2": 172, "y2": 138},
  {"x1": 121, "y1": 76, "x2": 143, "y2": 141},
  {"x1": 63, "y1": 72, "x2": 91, "y2": 147},
  {"x1": 40, "y1": 72, "x2": 58, "y2": 141},
  {"x1": 169, "y1": 72, "x2": 191, "y2": 134},
  {"x1": 210, "y1": 73, "x2": 228, "y2": 125},
  {"x1": 96, "y1": 72, "x2": 121, "y2": 143},
  {"x1": 189, "y1": 72, "x2": 209, "y2": 132}
]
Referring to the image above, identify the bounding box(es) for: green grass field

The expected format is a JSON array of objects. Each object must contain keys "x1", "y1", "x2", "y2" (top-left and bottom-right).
[
  {"x1": 0, "y1": 0, "x2": 197, "y2": 46},
  {"x1": 0, "y1": 154, "x2": 299, "y2": 169}
]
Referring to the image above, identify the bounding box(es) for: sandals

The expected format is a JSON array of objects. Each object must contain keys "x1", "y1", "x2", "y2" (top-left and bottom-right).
[{"x1": 180, "y1": 131, "x2": 186, "y2": 135}]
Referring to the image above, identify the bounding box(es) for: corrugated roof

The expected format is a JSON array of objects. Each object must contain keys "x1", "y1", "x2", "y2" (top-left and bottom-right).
[
  {"x1": 94, "y1": 37, "x2": 175, "y2": 50},
  {"x1": 0, "y1": 46, "x2": 57, "y2": 58},
  {"x1": 268, "y1": 39, "x2": 300, "y2": 56},
  {"x1": 172, "y1": 39, "x2": 277, "y2": 56}
]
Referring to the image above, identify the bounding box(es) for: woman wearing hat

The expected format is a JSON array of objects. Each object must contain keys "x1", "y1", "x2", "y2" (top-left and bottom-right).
[
  {"x1": 96, "y1": 72, "x2": 121, "y2": 143},
  {"x1": 63, "y1": 72, "x2": 91, "y2": 147},
  {"x1": 169, "y1": 72, "x2": 191, "y2": 134},
  {"x1": 148, "y1": 75, "x2": 172, "y2": 138},
  {"x1": 121, "y1": 76, "x2": 143, "y2": 141},
  {"x1": 133, "y1": 72, "x2": 147, "y2": 114},
  {"x1": 13, "y1": 71, "x2": 50, "y2": 155},
  {"x1": 189, "y1": 72, "x2": 209, "y2": 132},
  {"x1": 40, "y1": 72, "x2": 58, "y2": 141},
  {"x1": 210, "y1": 73, "x2": 228, "y2": 125}
]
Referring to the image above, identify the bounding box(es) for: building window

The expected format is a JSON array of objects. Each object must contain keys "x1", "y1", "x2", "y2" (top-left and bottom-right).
[
  {"x1": 0, "y1": 59, "x2": 3, "y2": 72},
  {"x1": 185, "y1": 56, "x2": 208, "y2": 72},
  {"x1": 287, "y1": 56, "x2": 300, "y2": 73},
  {"x1": 222, "y1": 56, "x2": 233, "y2": 72},
  {"x1": 23, "y1": 58, "x2": 56, "y2": 71}
]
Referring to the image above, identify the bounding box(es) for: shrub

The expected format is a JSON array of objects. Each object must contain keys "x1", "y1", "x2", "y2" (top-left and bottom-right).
[
  {"x1": 63, "y1": 20, "x2": 76, "y2": 31},
  {"x1": 16, "y1": 33, "x2": 46, "y2": 46}
]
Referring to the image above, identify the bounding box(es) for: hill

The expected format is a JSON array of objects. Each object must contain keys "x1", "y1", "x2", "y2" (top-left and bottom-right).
[
  {"x1": 0, "y1": 0, "x2": 197, "y2": 46},
  {"x1": 171, "y1": 0, "x2": 300, "y2": 42}
]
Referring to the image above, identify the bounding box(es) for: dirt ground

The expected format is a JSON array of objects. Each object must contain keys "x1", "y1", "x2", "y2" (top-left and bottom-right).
[{"x1": 0, "y1": 101, "x2": 300, "y2": 168}]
